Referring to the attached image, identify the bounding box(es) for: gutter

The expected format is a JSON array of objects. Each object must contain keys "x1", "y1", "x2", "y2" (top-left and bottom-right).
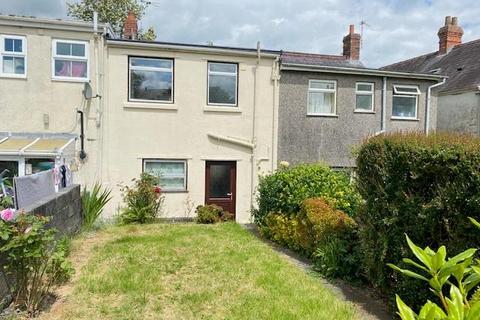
[
  {"x1": 425, "y1": 77, "x2": 447, "y2": 134},
  {"x1": 281, "y1": 63, "x2": 445, "y2": 81},
  {"x1": 107, "y1": 39, "x2": 280, "y2": 58}
]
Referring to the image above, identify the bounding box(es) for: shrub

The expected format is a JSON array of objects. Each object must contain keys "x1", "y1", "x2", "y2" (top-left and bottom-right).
[
  {"x1": 254, "y1": 163, "x2": 361, "y2": 226},
  {"x1": 82, "y1": 182, "x2": 112, "y2": 230},
  {"x1": 356, "y1": 132, "x2": 480, "y2": 311},
  {"x1": 0, "y1": 212, "x2": 73, "y2": 315},
  {"x1": 261, "y1": 213, "x2": 303, "y2": 251},
  {"x1": 118, "y1": 173, "x2": 164, "y2": 224},
  {"x1": 195, "y1": 204, "x2": 233, "y2": 224}
]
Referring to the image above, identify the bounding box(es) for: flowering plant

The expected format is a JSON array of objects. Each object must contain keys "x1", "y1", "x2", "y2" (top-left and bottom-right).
[{"x1": 0, "y1": 208, "x2": 15, "y2": 221}]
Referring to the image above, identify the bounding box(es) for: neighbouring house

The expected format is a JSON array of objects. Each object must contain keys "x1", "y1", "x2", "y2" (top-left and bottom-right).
[
  {"x1": 382, "y1": 16, "x2": 480, "y2": 134},
  {"x1": 0, "y1": 14, "x2": 279, "y2": 223},
  {"x1": 0, "y1": 15, "x2": 111, "y2": 187},
  {"x1": 278, "y1": 25, "x2": 445, "y2": 168}
]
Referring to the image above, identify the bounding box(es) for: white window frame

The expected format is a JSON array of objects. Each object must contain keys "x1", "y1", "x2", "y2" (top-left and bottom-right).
[
  {"x1": 207, "y1": 62, "x2": 238, "y2": 107},
  {"x1": 307, "y1": 79, "x2": 337, "y2": 116},
  {"x1": 143, "y1": 159, "x2": 187, "y2": 192},
  {"x1": 129, "y1": 57, "x2": 174, "y2": 104},
  {"x1": 392, "y1": 85, "x2": 420, "y2": 120},
  {"x1": 51, "y1": 39, "x2": 89, "y2": 82},
  {"x1": 1, "y1": 34, "x2": 27, "y2": 78},
  {"x1": 355, "y1": 82, "x2": 374, "y2": 112}
]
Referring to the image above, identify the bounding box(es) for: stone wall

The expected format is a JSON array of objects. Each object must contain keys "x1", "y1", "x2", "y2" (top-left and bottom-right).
[{"x1": 0, "y1": 185, "x2": 83, "y2": 308}]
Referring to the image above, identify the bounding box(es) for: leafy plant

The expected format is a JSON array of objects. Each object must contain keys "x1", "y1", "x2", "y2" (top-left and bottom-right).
[
  {"x1": 389, "y1": 218, "x2": 480, "y2": 319},
  {"x1": 118, "y1": 173, "x2": 164, "y2": 224},
  {"x1": 81, "y1": 182, "x2": 112, "y2": 230},
  {"x1": 356, "y1": 132, "x2": 480, "y2": 310},
  {"x1": 195, "y1": 204, "x2": 233, "y2": 224},
  {"x1": 254, "y1": 163, "x2": 361, "y2": 226},
  {"x1": 0, "y1": 213, "x2": 73, "y2": 315}
]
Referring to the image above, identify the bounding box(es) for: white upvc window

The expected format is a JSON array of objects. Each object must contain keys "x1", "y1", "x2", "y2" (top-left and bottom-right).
[
  {"x1": 355, "y1": 82, "x2": 374, "y2": 112},
  {"x1": 307, "y1": 80, "x2": 337, "y2": 115},
  {"x1": 129, "y1": 57, "x2": 174, "y2": 103},
  {"x1": 1, "y1": 35, "x2": 27, "y2": 77},
  {"x1": 52, "y1": 39, "x2": 89, "y2": 81},
  {"x1": 392, "y1": 85, "x2": 420, "y2": 119},
  {"x1": 207, "y1": 62, "x2": 238, "y2": 106},
  {"x1": 144, "y1": 159, "x2": 187, "y2": 192}
]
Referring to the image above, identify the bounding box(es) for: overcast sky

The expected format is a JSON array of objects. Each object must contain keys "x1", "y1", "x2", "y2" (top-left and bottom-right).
[{"x1": 2, "y1": 0, "x2": 479, "y2": 67}]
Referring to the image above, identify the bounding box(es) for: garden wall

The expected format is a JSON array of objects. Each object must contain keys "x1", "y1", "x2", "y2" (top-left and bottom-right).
[{"x1": 0, "y1": 185, "x2": 83, "y2": 308}]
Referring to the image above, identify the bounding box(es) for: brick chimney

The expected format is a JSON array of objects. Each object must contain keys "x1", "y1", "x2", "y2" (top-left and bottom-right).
[
  {"x1": 438, "y1": 16, "x2": 463, "y2": 54},
  {"x1": 123, "y1": 11, "x2": 138, "y2": 40},
  {"x1": 343, "y1": 24, "x2": 361, "y2": 60}
]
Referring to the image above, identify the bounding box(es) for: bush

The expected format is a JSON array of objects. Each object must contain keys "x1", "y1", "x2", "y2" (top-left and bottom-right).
[
  {"x1": 0, "y1": 212, "x2": 73, "y2": 315},
  {"x1": 356, "y1": 132, "x2": 480, "y2": 311},
  {"x1": 82, "y1": 182, "x2": 112, "y2": 230},
  {"x1": 118, "y1": 173, "x2": 164, "y2": 224},
  {"x1": 195, "y1": 204, "x2": 233, "y2": 224},
  {"x1": 254, "y1": 163, "x2": 361, "y2": 226}
]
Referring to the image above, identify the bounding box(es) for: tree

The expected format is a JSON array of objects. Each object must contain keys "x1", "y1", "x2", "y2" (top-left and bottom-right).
[
  {"x1": 138, "y1": 26, "x2": 157, "y2": 41},
  {"x1": 67, "y1": 0, "x2": 156, "y2": 40}
]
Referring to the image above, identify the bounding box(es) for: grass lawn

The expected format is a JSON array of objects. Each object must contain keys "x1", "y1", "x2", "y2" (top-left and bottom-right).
[{"x1": 39, "y1": 223, "x2": 358, "y2": 320}]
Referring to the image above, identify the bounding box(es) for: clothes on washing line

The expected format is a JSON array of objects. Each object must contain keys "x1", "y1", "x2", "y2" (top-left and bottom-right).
[{"x1": 14, "y1": 169, "x2": 56, "y2": 209}]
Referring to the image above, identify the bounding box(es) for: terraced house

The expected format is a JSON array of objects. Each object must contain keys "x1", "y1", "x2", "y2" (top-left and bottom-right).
[{"x1": 0, "y1": 14, "x2": 445, "y2": 221}]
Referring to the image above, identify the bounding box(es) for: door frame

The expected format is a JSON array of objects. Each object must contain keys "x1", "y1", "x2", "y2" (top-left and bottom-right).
[{"x1": 204, "y1": 160, "x2": 237, "y2": 217}]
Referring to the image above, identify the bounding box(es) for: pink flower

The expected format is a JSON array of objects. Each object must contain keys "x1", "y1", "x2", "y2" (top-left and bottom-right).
[
  {"x1": 154, "y1": 186, "x2": 162, "y2": 194},
  {"x1": 0, "y1": 208, "x2": 15, "y2": 222}
]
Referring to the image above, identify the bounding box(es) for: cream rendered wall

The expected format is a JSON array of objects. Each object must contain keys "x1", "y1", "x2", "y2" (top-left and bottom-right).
[
  {"x1": 102, "y1": 45, "x2": 278, "y2": 223},
  {"x1": 0, "y1": 23, "x2": 104, "y2": 187}
]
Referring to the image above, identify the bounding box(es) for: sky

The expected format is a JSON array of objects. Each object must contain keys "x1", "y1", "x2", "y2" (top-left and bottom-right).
[{"x1": 1, "y1": 0, "x2": 479, "y2": 67}]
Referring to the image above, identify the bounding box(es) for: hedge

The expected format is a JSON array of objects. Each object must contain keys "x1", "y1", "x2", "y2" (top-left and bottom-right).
[
  {"x1": 356, "y1": 132, "x2": 480, "y2": 311},
  {"x1": 253, "y1": 163, "x2": 361, "y2": 226}
]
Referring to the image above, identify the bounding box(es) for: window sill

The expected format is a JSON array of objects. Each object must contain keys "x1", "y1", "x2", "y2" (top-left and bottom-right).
[
  {"x1": 307, "y1": 113, "x2": 338, "y2": 118},
  {"x1": 391, "y1": 117, "x2": 419, "y2": 121},
  {"x1": 354, "y1": 110, "x2": 375, "y2": 114},
  {"x1": 124, "y1": 102, "x2": 178, "y2": 111},
  {"x1": 0, "y1": 74, "x2": 27, "y2": 79},
  {"x1": 204, "y1": 106, "x2": 242, "y2": 113},
  {"x1": 162, "y1": 190, "x2": 188, "y2": 194},
  {"x1": 51, "y1": 77, "x2": 89, "y2": 83}
]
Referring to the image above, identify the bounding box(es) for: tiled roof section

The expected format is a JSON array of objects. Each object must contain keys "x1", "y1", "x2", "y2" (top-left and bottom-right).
[
  {"x1": 381, "y1": 39, "x2": 480, "y2": 93},
  {"x1": 281, "y1": 51, "x2": 365, "y2": 68}
]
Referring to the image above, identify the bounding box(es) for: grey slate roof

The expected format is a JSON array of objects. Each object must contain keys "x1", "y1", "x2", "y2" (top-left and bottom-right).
[
  {"x1": 281, "y1": 51, "x2": 365, "y2": 68},
  {"x1": 381, "y1": 39, "x2": 480, "y2": 93}
]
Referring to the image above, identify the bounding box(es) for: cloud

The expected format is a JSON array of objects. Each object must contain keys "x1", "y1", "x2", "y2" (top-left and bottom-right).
[{"x1": 1, "y1": 0, "x2": 480, "y2": 67}]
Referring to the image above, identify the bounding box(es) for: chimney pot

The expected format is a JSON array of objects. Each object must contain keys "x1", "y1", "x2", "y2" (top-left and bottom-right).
[
  {"x1": 452, "y1": 17, "x2": 458, "y2": 25},
  {"x1": 445, "y1": 16, "x2": 452, "y2": 25},
  {"x1": 349, "y1": 24, "x2": 354, "y2": 35}
]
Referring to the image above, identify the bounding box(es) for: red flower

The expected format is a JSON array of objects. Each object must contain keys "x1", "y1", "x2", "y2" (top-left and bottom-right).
[{"x1": 154, "y1": 186, "x2": 162, "y2": 194}]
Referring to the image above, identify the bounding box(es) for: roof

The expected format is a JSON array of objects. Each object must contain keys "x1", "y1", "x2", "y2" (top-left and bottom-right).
[
  {"x1": 0, "y1": 133, "x2": 76, "y2": 157},
  {"x1": 281, "y1": 51, "x2": 365, "y2": 68},
  {"x1": 107, "y1": 38, "x2": 280, "y2": 57},
  {"x1": 381, "y1": 39, "x2": 480, "y2": 94}
]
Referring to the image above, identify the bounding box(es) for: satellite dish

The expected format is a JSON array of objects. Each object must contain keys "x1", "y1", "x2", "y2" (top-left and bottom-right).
[{"x1": 83, "y1": 82, "x2": 93, "y2": 100}]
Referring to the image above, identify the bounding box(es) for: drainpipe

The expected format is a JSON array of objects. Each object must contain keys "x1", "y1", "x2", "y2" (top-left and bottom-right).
[
  {"x1": 271, "y1": 56, "x2": 280, "y2": 171},
  {"x1": 425, "y1": 77, "x2": 446, "y2": 134},
  {"x1": 250, "y1": 41, "x2": 261, "y2": 213},
  {"x1": 381, "y1": 76, "x2": 387, "y2": 132}
]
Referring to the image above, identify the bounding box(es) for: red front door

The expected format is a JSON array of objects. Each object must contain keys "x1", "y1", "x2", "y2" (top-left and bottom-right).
[{"x1": 205, "y1": 161, "x2": 236, "y2": 217}]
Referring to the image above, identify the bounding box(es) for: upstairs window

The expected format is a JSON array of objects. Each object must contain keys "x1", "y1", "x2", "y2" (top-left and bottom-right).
[
  {"x1": 355, "y1": 82, "x2": 374, "y2": 112},
  {"x1": 392, "y1": 85, "x2": 420, "y2": 119},
  {"x1": 208, "y1": 62, "x2": 238, "y2": 106},
  {"x1": 1, "y1": 35, "x2": 26, "y2": 77},
  {"x1": 307, "y1": 80, "x2": 336, "y2": 115},
  {"x1": 52, "y1": 39, "x2": 89, "y2": 81},
  {"x1": 144, "y1": 159, "x2": 187, "y2": 191},
  {"x1": 129, "y1": 57, "x2": 174, "y2": 103}
]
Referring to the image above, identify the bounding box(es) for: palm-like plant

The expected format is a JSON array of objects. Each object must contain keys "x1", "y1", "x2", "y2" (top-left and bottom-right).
[{"x1": 81, "y1": 183, "x2": 112, "y2": 230}]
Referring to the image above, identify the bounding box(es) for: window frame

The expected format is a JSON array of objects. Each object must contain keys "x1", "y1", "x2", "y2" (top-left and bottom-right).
[
  {"x1": 1, "y1": 34, "x2": 27, "y2": 78},
  {"x1": 143, "y1": 159, "x2": 187, "y2": 192},
  {"x1": 128, "y1": 56, "x2": 174, "y2": 104},
  {"x1": 51, "y1": 39, "x2": 89, "y2": 82},
  {"x1": 392, "y1": 84, "x2": 420, "y2": 120},
  {"x1": 307, "y1": 79, "x2": 337, "y2": 116},
  {"x1": 207, "y1": 61, "x2": 238, "y2": 107},
  {"x1": 355, "y1": 82, "x2": 375, "y2": 112}
]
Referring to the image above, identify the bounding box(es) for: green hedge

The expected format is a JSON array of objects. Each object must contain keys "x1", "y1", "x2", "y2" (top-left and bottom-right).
[
  {"x1": 356, "y1": 132, "x2": 480, "y2": 311},
  {"x1": 253, "y1": 163, "x2": 361, "y2": 225}
]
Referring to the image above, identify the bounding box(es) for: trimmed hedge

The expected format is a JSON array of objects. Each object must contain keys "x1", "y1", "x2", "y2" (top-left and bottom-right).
[
  {"x1": 253, "y1": 163, "x2": 361, "y2": 226},
  {"x1": 356, "y1": 132, "x2": 480, "y2": 311}
]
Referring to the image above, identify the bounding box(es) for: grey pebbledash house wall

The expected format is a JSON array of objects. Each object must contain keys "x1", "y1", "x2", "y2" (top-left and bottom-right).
[{"x1": 278, "y1": 71, "x2": 438, "y2": 167}]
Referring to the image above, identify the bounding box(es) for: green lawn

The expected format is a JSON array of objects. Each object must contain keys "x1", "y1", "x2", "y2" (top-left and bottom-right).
[{"x1": 40, "y1": 223, "x2": 358, "y2": 320}]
